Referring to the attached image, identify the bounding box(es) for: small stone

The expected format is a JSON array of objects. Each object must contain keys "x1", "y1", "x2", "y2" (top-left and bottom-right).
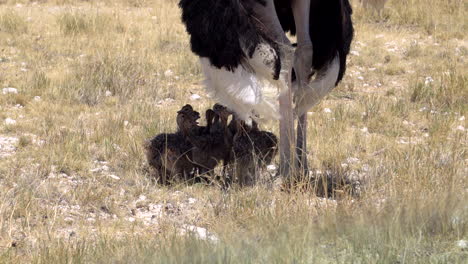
[
  {"x1": 164, "y1": 69, "x2": 174, "y2": 77},
  {"x1": 424, "y1": 76, "x2": 434, "y2": 85},
  {"x1": 459, "y1": 116, "x2": 465, "y2": 121},
  {"x1": 456, "y1": 240, "x2": 467, "y2": 250},
  {"x1": 360, "y1": 127, "x2": 369, "y2": 133},
  {"x1": 127, "y1": 217, "x2": 135, "y2": 222},
  {"x1": 267, "y1": 164, "x2": 277, "y2": 172},
  {"x1": 357, "y1": 76, "x2": 364, "y2": 81},
  {"x1": 34, "y1": 96, "x2": 41, "y2": 101},
  {"x1": 4, "y1": 118, "x2": 17, "y2": 125},
  {"x1": 419, "y1": 107, "x2": 428, "y2": 112},
  {"x1": 323, "y1": 108, "x2": 332, "y2": 113},
  {"x1": 108, "y1": 174, "x2": 120, "y2": 180},
  {"x1": 346, "y1": 157, "x2": 360, "y2": 164},
  {"x1": 180, "y1": 225, "x2": 219, "y2": 243},
  {"x1": 2, "y1": 87, "x2": 18, "y2": 94},
  {"x1": 350, "y1": 50, "x2": 360, "y2": 56},
  {"x1": 188, "y1": 198, "x2": 197, "y2": 204},
  {"x1": 105, "y1": 90, "x2": 112, "y2": 97},
  {"x1": 456, "y1": 125, "x2": 465, "y2": 132},
  {"x1": 123, "y1": 121, "x2": 129, "y2": 127},
  {"x1": 190, "y1": 93, "x2": 201, "y2": 101},
  {"x1": 138, "y1": 195, "x2": 147, "y2": 201}
]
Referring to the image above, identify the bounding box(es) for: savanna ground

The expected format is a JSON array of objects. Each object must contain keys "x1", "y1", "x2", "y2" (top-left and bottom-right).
[{"x1": 0, "y1": 0, "x2": 466, "y2": 263}]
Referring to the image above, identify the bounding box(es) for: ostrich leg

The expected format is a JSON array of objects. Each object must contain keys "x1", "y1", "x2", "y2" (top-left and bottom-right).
[
  {"x1": 251, "y1": 0, "x2": 294, "y2": 178},
  {"x1": 292, "y1": 0, "x2": 313, "y2": 177}
]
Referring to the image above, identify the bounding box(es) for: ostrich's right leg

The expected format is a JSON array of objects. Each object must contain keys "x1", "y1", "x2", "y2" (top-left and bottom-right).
[{"x1": 292, "y1": 0, "x2": 313, "y2": 178}]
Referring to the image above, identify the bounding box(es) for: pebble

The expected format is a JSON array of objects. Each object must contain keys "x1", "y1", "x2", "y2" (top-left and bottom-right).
[
  {"x1": 4, "y1": 118, "x2": 17, "y2": 125},
  {"x1": 105, "y1": 90, "x2": 112, "y2": 97},
  {"x1": 456, "y1": 125, "x2": 465, "y2": 132},
  {"x1": 180, "y1": 225, "x2": 219, "y2": 243},
  {"x1": 2, "y1": 87, "x2": 18, "y2": 94},
  {"x1": 323, "y1": 108, "x2": 332, "y2": 113},
  {"x1": 190, "y1": 93, "x2": 201, "y2": 101},
  {"x1": 267, "y1": 164, "x2": 277, "y2": 172},
  {"x1": 424, "y1": 76, "x2": 434, "y2": 85},
  {"x1": 456, "y1": 240, "x2": 467, "y2": 250},
  {"x1": 346, "y1": 157, "x2": 360, "y2": 164},
  {"x1": 164, "y1": 69, "x2": 174, "y2": 77},
  {"x1": 108, "y1": 174, "x2": 120, "y2": 180},
  {"x1": 34, "y1": 96, "x2": 41, "y2": 101}
]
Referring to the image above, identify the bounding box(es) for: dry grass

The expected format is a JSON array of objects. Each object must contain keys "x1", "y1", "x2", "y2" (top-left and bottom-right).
[{"x1": 0, "y1": 0, "x2": 467, "y2": 263}]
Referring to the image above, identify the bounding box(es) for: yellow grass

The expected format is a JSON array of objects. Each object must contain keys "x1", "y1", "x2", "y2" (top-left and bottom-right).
[{"x1": 0, "y1": 0, "x2": 466, "y2": 262}]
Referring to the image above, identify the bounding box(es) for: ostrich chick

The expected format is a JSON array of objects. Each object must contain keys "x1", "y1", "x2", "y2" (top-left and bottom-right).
[
  {"x1": 186, "y1": 104, "x2": 233, "y2": 183},
  {"x1": 232, "y1": 119, "x2": 278, "y2": 186},
  {"x1": 144, "y1": 105, "x2": 200, "y2": 184}
]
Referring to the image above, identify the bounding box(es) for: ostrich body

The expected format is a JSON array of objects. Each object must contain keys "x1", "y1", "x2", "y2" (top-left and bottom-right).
[
  {"x1": 145, "y1": 105, "x2": 200, "y2": 184},
  {"x1": 179, "y1": 0, "x2": 354, "y2": 178}
]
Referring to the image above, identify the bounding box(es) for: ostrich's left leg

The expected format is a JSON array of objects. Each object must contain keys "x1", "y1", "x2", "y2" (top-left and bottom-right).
[
  {"x1": 250, "y1": 0, "x2": 294, "y2": 178},
  {"x1": 292, "y1": 0, "x2": 313, "y2": 177}
]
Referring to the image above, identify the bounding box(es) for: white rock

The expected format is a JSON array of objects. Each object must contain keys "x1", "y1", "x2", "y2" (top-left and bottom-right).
[
  {"x1": 188, "y1": 198, "x2": 197, "y2": 204},
  {"x1": 127, "y1": 217, "x2": 135, "y2": 222},
  {"x1": 346, "y1": 157, "x2": 360, "y2": 164},
  {"x1": 123, "y1": 121, "x2": 129, "y2": 127},
  {"x1": 456, "y1": 240, "x2": 467, "y2": 250},
  {"x1": 267, "y1": 164, "x2": 277, "y2": 172},
  {"x1": 323, "y1": 108, "x2": 332, "y2": 113},
  {"x1": 361, "y1": 127, "x2": 369, "y2": 133},
  {"x1": 190, "y1": 93, "x2": 201, "y2": 101},
  {"x1": 424, "y1": 76, "x2": 434, "y2": 85},
  {"x1": 456, "y1": 125, "x2": 465, "y2": 131},
  {"x1": 419, "y1": 107, "x2": 428, "y2": 112},
  {"x1": 4, "y1": 118, "x2": 17, "y2": 125},
  {"x1": 459, "y1": 116, "x2": 465, "y2": 121},
  {"x1": 181, "y1": 225, "x2": 219, "y2": 243},
  {"x1": 357, "y1": 76, "x2": 364, "y2": 81},
  {"x1": 164, "y1": 69, "x2": 174, "y2": 77},
  {"x1": 2, "y1": 87, "x2": 18, "y2": 94},
  {"x1": 350, "y1": 50, "x2": 360, "y2": 56},
  {"x1": 105, "y1": 90, "x2": 112, "y2": 97},
  {"x1": 138, "y1": 195, "x2": 147, "y2": 201},
  {"x1": 34, "y1": 96, "x2": 41, "y2": 101},
  {"x1": 108, "y1": 174, "x2": 120, "y2": 180}
]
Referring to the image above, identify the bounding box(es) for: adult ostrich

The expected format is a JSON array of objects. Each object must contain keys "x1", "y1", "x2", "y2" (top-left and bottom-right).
[{"x1": 179, "y1": 0, "x2": 354, "y2": 178}]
